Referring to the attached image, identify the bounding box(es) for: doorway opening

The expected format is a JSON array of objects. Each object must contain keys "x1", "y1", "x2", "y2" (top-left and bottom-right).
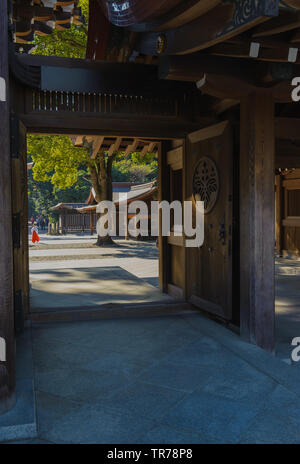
[
  {"x1": 275, "y1": 168, "x2": 300, "y2": 363},
  {"x1": 25, "y1": 132, "x2": 185, "y2": 320}
]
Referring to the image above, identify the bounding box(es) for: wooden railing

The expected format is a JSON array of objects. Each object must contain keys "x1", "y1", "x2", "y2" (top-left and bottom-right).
[{"x1": 27, "y1": 89, "x2": 180, "y2": 118}]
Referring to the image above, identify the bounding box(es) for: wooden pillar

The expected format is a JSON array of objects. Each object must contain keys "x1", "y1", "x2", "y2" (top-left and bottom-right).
[
  {"x1": 275, "y1": 174, "x2": 283, "y2": 255},
  {"x1": 22, "y1": 155, "x2": 29, "y2": 316},
  {"x1": 158, "y1": 141, "x2": 170, "y2": 293},
  {"x1": 90, "y1": 211, "x2": 94, "y2": 236},
  {"x1": 125, "y1": 217, "x2": 129, "y2": 240},
  {"x1": 11, "y1": 119, "x2": 25, "y2": 332},
  {"x1": 0, "y1": 1, "x2": 16, "y2": 413},
  {"x1": 240, "y1": 92, "x2": 275, "y2": 352}
]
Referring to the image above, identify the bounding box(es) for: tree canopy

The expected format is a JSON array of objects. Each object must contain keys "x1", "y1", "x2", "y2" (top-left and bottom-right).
[
  {"x1": 28, "y1": 135, "x2": 89, "y2": 189},
  {"x1": 28, "y1": 135, "x2": 158, "y2": 189},
  {"x1": 28, "y1": 134, "x2": 158, "y2": 218}
]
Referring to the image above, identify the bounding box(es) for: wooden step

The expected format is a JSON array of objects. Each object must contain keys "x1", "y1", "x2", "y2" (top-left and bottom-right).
[{"x1": 27, "y1": 300, "x2": 198, "y2": 324}]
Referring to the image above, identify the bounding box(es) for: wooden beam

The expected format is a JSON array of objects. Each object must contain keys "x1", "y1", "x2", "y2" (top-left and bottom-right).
[
  {"x1": 276, "y1": 155, "x2": 300, "y2": 167},
  {"x1": 240, "y1": 92, "x2": 275, "y2": 352},
  {"x1": 283, "y1": 177, "x2": 300, "y2": 188},
  {"x1": 91, "y1": 136, "x2": 104, "y2": 159},
  {"x1": 276, "y1": 117, "x2": 300, "y2": 139},
  {"x1": 140, "y1": 141, "x2": 157, "y2": 157},
  {"x1": 291, "y1": 30, "x2": 300, "y2": 42},
  {"x1": 196, "y1": 74, "x2": 257, "y2": 100},
  {"x1": 227, "y1": 33, "x2": 294, "y2": 49},
  {"x1": 154, "y1": 0, "x2": 222, "y2": 31},
  {"x1": 159, "y1": 54, "x2": 275, "y2": 84},
  {"x1": 188, "y1": 121, "x2": 229, "y2": 144},
  {"x1": 272, "y1": 80, "x2": 296, "y2": 102},
  {"x1": 201, "y1": 73, "x2": 297, "y2": 101},
  {"x1": 281, "y1": 0, "x2": 300, "y2": 9},
  {"x1": 107, "y1": 137, "x2": 122, "y2": 156},
  {"x1": 19, "y1": 112, "x2": 215, "y2": 139},
  {"x1": 73, "y1": 135, "x2": 84, "y2": 147},
  {"x1": 275, "y1": 175, "x2": 284, "y2": 254},
  {"x1": 136, "y1": 0, "x2": 278, "y2": 56},
  {"x1": 212, "y1": 98, "x2": 239, "y2": 114},
  {"x1": 15, "y1": 54, "x2": 192, "y2": 97},
  {"x1": 131, "y1": 0, "x2": 222, "y2": 32},
  {"x1": 124, "y1": 139, "x2": 138, "y2": 157},
  {"x1": 276, "y1": 139, "x2": 300, "y2": 157},
  {"x1": 0, "y1": 1, "x2": 16, "y2": 414},
  {"x1": 209, "y1": 42, "x2": 300, "y2": 63},
  {"x1": 253, "y1": 11, "x2": 300, "y2": 37}
]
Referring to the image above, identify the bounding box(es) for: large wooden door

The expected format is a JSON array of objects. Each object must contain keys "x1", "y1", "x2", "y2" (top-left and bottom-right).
[
  {"x1": 11, "y1": 116, "x2": 29, "y2": 332},
  {"x1": 158, "y1": 140, "x2": 186, "y2": 299},
  {"x1": 186, "y1": 121, "x2": 233, "y2": 320}
]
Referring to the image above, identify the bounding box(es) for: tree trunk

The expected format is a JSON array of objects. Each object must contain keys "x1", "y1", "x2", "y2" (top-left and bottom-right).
[
  {"x1": 89, "y1": 152, "x2": 116, "y2": 246},
  {"x1": 95, "y1": 234, "x2": 115, "y2": 247}
]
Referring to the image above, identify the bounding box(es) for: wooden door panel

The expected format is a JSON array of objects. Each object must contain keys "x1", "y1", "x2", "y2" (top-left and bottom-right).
[
  {"x1": 159, "y1": 140, "x2": 186, "y2": 298},
  {"x1": 167, "y1": 143, "x2": 185, "y2": 298},
  {"x1": 11, "y1": 117, "x2": 28, "y2": 330},
  {"x1": 186, "y1": 121, "x2": 233, "y2": 320}
]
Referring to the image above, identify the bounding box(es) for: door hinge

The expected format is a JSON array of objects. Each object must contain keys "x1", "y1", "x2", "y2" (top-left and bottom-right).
[
  {"x1": 12, "y1": 212, "x2": 21, "y2": 248},
  {"x1": 14, "y1": 289, "x2": 24, "y2": 334},
  {"x1": 10, "y1": 115, "x2": 19, "y2": 159}
]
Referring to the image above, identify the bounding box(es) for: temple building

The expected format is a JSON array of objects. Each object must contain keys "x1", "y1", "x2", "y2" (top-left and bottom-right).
[{"x1": 51, "y1": 181, "x2": 158, "y2": 236}]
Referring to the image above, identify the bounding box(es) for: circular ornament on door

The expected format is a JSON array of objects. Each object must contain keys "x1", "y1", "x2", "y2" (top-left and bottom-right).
[{"x1": 193, "y1": 157, "x2": 219, "y2": 214}]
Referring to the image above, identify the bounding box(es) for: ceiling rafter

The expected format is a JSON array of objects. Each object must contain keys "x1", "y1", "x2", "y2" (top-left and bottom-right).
[
  {"x1": 252, "y1": 11, "x2": 300, "y2": 37},
  {"x1": 107, "y1": 137, "x2": 122, "y2": 156},
  {"x1": 124, "y1": 139, "x2": 139, "y2": 157},
  {"x1": 91, "y1": 136, "x2": 105, "y2": 159},
  {"x1": 72, "y1": 135, "x2": 158, "y2": 158},
  {"x1": 208, "y1": 42, "x2": 300, "y2": 64},
  {"x1": 140, "y1": 141, "x2": 157, "y2": 157}
]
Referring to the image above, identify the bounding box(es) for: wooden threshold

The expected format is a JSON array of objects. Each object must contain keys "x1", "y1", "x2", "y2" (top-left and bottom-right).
[{"x1": 27, "y1": 300, "x2": 197, "y2": 324}]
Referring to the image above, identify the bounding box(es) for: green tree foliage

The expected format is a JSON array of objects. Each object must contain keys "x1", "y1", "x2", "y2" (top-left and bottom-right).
[
  {"x1": 28, "y1": 134, "x2": 158, "y2": 218},
  {"x1": 28, "y1": 134, "x2": 158, "y2": 191},
  {"x1": 112, "y1": 152, "x2": 158, "y2": 183},
  {"x1": 28, "y1": 169, "x2": 91, "y2": 220},
  {"x1": 28, "y1": 134, "x2": 89, "y2": 189}
]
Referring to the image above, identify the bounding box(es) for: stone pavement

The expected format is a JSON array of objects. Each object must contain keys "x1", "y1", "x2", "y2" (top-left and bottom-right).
[
  {"x1": 276, "y1": 257, "x2": 300, "y2": 363},
  {"x1": 29, "y1": 236, "x2": 172, "y2": 311},
  {"x1": 0, "y1": 234, "x2": 295, "y2": 443},
  {"x1": 28, "y1": 234, "x2": 300, "y2": 363},
  {"x1": 4, "y1": 311, "x2": 300, "y2": 444}
]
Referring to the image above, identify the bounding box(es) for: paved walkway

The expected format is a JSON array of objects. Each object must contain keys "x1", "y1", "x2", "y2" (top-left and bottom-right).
[
  {"x1": 276, "y1": 257, "x2": 300, "y2": 363},
  {"x1": 29, "y1": 235, "x2": 300, "y2": 362},
  {"x1": 29, "y1": 235, "x2": 172, "y2": 311},
  {"x1": 4, "y1": 311, "x2": 300, "y2": 444},
  {"x1": 1, "y1": 235, "x2": 300, "y2": 443}
]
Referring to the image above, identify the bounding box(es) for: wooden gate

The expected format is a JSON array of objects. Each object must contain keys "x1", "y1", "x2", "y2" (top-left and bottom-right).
[
  {"x1": 158, "y1": 140, "x2": 186, "y2": 299},
  {"x1": 185, "y1": 121, "x2": 233, "y2": 320},
  {"x1": 11, "y1": 116, "x2": 29, "y2": 332}
]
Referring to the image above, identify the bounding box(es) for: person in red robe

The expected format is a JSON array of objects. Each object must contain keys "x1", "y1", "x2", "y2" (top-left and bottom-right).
[{"x1": 31, "y1": 223, "x2": 39, "y2": 244}]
